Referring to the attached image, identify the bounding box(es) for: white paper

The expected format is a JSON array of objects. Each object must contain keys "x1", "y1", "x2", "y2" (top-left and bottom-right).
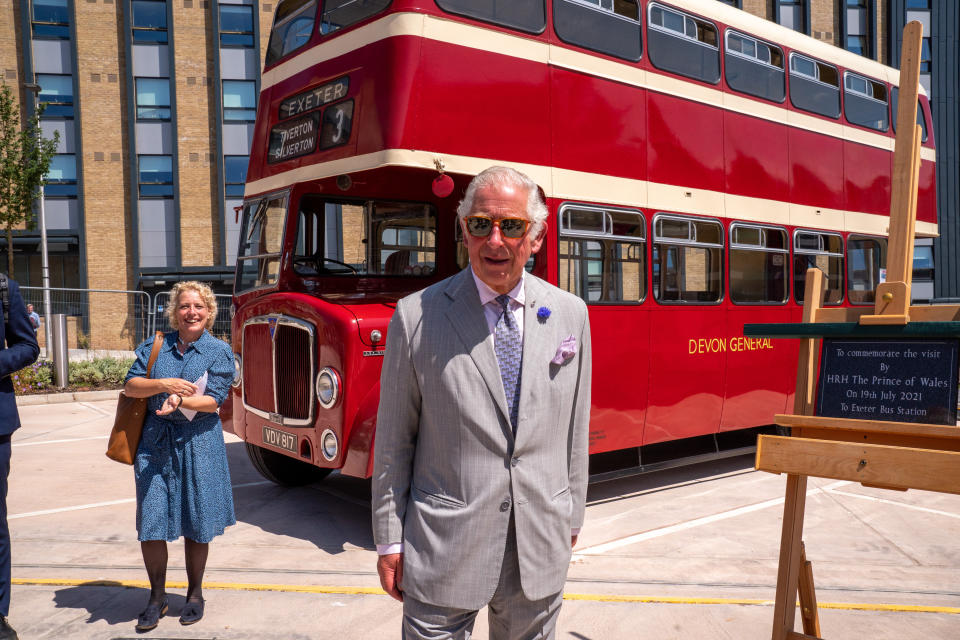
[{"x1": 180, "y1": 371, "x2": 208, "y2": 421}]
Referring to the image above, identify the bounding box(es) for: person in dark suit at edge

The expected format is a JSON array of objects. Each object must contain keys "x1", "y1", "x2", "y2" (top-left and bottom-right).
[{"x1": 0, "y1": 274, "x2": 40, "y2": 640}]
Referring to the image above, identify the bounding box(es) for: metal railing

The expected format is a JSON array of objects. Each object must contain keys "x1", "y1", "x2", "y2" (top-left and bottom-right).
[
  {"x1": 152, "y1": 293, "x2": 233, "y2": 342},
  {"x1": 22, "y1": 286, "x2": 153, "y2": 351},
  {"x1": 20, "y1": 287, "x2": 233, "y2": 352}
]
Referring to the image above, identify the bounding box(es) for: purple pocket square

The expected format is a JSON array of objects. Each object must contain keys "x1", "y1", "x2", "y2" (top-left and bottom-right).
[{"x1": 551, "y1": 335, "x2": 577, "y2": 365}]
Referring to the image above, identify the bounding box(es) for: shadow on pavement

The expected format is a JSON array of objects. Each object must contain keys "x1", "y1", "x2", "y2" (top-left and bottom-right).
[
  {"x1": 586, "y1": 453, "x2": 755, "y2": 506},
  {"x1": 226, "y1": 442, "x2": 375, "y2": 554},
  {"x1": 51, "y1": 583, "x2": 190, "y2": 626}
]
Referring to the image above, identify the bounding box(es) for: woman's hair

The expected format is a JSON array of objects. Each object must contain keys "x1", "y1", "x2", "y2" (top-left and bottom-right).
[{"x1": 166, "y1": 281, "x2": 218, "y2": 331}]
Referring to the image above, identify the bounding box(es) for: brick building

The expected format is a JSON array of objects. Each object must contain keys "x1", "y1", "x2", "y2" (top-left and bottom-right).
[
  {"x1": 0, "y1": 0, "x2": 272, "y2": 307},
  {"x1": 0, "y1": 0, "x2": 957, "y2": 333}
]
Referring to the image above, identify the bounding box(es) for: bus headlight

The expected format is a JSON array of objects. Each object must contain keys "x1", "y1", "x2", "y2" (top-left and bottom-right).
[
  {"x1": 232, "y1": 353, "x2": 242, "y2": 387},
  {"x1": 316, "y1": 367, "x2": 340, "y2": 408},
  {"x1": 320, "y1": 429, "x2": 338, "y2": 461}
]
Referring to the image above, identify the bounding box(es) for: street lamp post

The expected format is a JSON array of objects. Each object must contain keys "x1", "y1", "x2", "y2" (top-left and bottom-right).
[{"x1": 22, "y1": 83, "x2": 53, "y2": 356}]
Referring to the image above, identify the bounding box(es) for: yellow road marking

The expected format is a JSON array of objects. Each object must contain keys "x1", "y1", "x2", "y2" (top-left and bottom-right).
[{"x1": 12, "y1": 578, "x2": 959, "y2": 614}]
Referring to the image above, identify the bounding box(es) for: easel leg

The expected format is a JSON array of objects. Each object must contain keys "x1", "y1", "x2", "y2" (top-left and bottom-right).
[
  {"x1": 798, "y1": 542, "x2": 821, "y2": 637},
  {"x1": 772, "y1": 474, "x2": 809, "y2": 640}
]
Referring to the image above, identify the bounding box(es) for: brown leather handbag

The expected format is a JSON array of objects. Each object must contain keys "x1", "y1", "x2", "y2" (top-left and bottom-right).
[{"x1": 105, "y1": 331, "x2": 165, "y2": 465}]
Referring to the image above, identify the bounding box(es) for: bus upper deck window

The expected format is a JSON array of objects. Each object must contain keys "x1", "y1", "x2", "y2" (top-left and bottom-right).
[
  {"x1": 647, "y1": 2, "x2": 720, "y2": 84},
  {"x1": 553, "y1": 0, "x2": 642, "y2": 62},
  {"x1": 436, "y1": 0, "x2": 546, "y2": 34},
  {"x1": 266, "y1": 0, "x2": 318, "y2": 66},
  {"x1": 844, "y1": 71, "x2": 889, "y2": 132},
  {"x1": 789, "y1": 53, "x2": 840, "y2": 119},
  {"x1": 320, "y1": 0, "x2": 391, "y2": 36},
  {"x1": 724, "y1": 30, "x2": 785, "y2": 103},
  {"x1": 890, "y1": 87, "x2": 929, "y2": 142}
]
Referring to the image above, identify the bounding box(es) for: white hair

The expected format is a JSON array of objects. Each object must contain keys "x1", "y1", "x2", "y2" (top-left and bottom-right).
[{"x1": 456, "y1": 166, "x2": 548, "y2": 236}]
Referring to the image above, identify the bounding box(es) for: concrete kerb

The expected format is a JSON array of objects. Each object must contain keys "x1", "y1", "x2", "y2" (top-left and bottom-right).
[{"x1": 15, "y1": 389, "x2": 121, "y2": 406}]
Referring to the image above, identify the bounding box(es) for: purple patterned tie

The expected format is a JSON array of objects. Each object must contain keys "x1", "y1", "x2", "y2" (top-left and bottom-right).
[{"x1": 494, "y1": 294, "x2": 522, "y2": 433}]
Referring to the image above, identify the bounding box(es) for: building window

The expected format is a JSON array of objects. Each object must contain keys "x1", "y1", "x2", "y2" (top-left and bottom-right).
[
  {"x1": 220, "y1": 4, "x2": 255, "y2": 47},
  {"x1": 777, "y1": 0, "x2": 806, "y2": 34},
  {"x1": 132, "y1": 0, "x2": 168, "y2": 43},
  {"x1": 223, "y1": 80, "x2": 257, "y2": 121},
  {"x1": 716, "y1": 0, "x2": 740, "y2": 6},
  {"x1": 793, "y1": 230, "x2": 843, "y2": 305},
  {"x1": 906, "y1": 1, "x2": 933, "y2": 97},
  {"x1": 36, "y1": 74, "x2": 74, "y2": 118},
  {"x1": 45, "y1": 154, "x2": 78, "y2": 197},
  {"x1": 558, "y1": 205, "x2": 646, "y2": 304},
  {"x1": 843, "y1": 0, "x2": 872, "y2": 58},
  {"x1": 652, "y1": 215, "x2": 723, "y2": 304},
  {"x1": 729, "y1": 224, "x2": 788, "y2": 304},
  {"x1": 32, "y1": 0, "x2": 71, "y2": 39},
  {"x1": 138, "y1": 155, "x2": 174, "y2": 197},
  {"x1": 648, "y1": 3, "x2": 720, "y2": 84},
  {"x1": 224, "y1": 156, "x2": 248, "y2": 197},
  {"x1": 135, "y1": 78, "x2": 171, "y2": 120}
]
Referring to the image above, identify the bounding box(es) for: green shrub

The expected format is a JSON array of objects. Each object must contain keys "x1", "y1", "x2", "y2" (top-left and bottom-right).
[
  {"x1": 68, "y1": 360, "x2": 104, "y2": 386},
  {"x1": 14, "y1": 356, "x2": 135, "y2": 393},
  {"x1": 93, "y1": 357, "x2": 134, "y2": 386}
]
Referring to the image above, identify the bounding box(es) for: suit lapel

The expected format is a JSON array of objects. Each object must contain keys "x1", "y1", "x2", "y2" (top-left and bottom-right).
[
  {"x1": 444, "y1": 269, "x2": 512, "y2": 427},
  {"x1": 517, "y1": 275, "x2": 551, "y2": 441}
]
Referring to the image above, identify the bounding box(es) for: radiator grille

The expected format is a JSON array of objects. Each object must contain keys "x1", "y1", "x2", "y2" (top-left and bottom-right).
[
  {"x1": 274, "y1": 324, "x2": 312, "y2": 420},
  {"x1": 243, "y1": 323, "x2": 274, "y2": 413},
  {"x1": 242, "y1": 316, "x2": 315, "y2": 423}
]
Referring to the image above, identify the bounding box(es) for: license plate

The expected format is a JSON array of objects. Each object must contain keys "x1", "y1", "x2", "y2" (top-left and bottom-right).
[{"x1": 262, "y1": 425, "x2": 297, "y2": 454}]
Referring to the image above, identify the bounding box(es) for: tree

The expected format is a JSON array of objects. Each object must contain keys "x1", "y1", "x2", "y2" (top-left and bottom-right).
[{"x1": 0, "y1": 81, "x2": 59, "y2": 277}]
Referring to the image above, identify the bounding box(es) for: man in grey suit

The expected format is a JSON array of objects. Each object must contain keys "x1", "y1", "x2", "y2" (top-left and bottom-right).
[{"x1": 373, "y1": 166, "x2": 592, "y2": 639}]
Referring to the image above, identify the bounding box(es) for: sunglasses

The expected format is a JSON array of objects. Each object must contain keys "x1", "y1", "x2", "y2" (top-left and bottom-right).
[{"x1": 464, "y1": 216, "x2": 530, "y2": 239}]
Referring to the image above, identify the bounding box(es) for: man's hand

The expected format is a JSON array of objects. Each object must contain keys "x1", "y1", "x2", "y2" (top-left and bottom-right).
[
  {"x1": 571, "y1": 534, "x2": 578, "y2": 549},
  {"x1": 377, "y1": 553, "x2": 404, "y2": 602}
]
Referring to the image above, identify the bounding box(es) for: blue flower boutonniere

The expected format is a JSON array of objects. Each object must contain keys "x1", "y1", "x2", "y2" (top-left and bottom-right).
[{"x1": 537, "y1": 306, "x2": 551, "y2": 322}]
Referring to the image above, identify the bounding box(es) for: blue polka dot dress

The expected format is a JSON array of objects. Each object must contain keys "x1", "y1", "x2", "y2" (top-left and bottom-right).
[{"x1": 126, "y1": 330, "x2": 236, "y2": 543}]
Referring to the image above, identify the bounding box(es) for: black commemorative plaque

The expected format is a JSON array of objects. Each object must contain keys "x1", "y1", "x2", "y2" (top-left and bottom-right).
[
  {"x1": 267, "y1": 112, "x2": 320, "y2": 163},
  {"x1": 816, "y1": 338, "x2": 960, "y2": 425}
]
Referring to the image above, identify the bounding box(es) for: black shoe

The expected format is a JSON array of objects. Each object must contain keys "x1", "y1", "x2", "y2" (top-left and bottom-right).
[
  {"x1": 179, "y1": 598, "x2": 204, "y2": 625},
  {"x1": 0, "y1": 616, "x2": 17, "y2": 640},
  {"x1": 135, "y1": 597, "x2": 168, "y2": 632}
]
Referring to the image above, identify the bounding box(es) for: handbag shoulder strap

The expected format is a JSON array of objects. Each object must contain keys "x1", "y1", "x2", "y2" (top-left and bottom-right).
[{"x1": 145, "y1": 331, "x2": 165, "y2": 379}]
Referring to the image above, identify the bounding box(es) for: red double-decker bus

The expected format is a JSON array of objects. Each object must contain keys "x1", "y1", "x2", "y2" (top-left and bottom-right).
[{"x1": 223, "y1": 0, "x2": 937, "y2": 484}]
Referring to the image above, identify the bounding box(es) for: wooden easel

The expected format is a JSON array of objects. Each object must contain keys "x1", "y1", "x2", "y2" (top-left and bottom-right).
[{"x1": 744, "y1": 22, "x2": 960, "y2": 640}]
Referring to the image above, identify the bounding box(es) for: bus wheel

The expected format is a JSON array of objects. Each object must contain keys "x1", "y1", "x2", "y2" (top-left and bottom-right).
[{"x1": 245, "y1": 443, "x2": 333, "y2": 486}]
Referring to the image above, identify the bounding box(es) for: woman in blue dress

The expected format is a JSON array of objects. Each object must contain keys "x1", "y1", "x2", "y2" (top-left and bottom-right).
[{"x1": 124, "y1": 281, "x2": 235, "y2": 631}]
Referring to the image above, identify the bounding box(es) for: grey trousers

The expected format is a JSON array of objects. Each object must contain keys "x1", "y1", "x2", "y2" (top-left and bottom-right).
[{"x1": 402, "y1": 520, "x2": 564, "y2": 640}]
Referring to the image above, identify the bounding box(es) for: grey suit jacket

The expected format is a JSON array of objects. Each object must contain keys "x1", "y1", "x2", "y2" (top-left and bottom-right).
[{"x1": 372, "y1": 268, "x2": 592, "y2": 609}]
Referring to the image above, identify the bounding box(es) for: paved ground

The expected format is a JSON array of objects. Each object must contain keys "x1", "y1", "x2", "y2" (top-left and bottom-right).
[{"x1": 6, "y1": 398, "x2": 960, "y2": 638}]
